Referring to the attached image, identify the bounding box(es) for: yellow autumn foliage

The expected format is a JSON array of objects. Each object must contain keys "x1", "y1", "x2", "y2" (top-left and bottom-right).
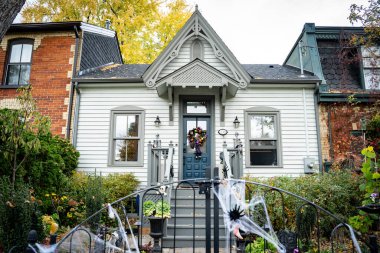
[{"x1": 21, "y1": 0, "x2": 192, "y2": 63}]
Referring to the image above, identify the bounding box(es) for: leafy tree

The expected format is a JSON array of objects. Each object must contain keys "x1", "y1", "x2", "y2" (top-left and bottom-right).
[
  {"x1": 0, "y1": 0, "x2": 26, "y2": 40},
  {"x1": 349, "y1": 0, "x2": 380, "y2": 47},
  {"x1": 0, "y1": 86, "x2": 79, "y2": 194},
  {"x1": 349, "y1": 0, "x2": 380, "y2": 87},
  {"x1": 0, "y1": 86, "x2": 50, "y2": 191},
  {"x1": 21, "y1": 0, "x2": 191, "y2": 63}
]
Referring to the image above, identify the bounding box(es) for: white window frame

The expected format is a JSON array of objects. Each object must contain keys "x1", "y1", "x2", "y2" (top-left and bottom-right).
[
  {"x1": 5, "y1": 39, "x2": 34, "y2": 86},
  {"x1": 245, "y1": 107, "x2": 282, "y2": 167},
  {"x1": 108, "y1": 106, "x2": 145, "y2": 167}
]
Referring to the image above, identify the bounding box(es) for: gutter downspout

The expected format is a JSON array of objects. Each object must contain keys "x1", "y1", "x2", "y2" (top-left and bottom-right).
[
  {"x1": 314, "y1": 82, "x2": 323, "y2": 173},
  {"x1": 73, "y1": 83, "x2": 80, "y2": 147},
  {"x1": 66, "y1": 25, "x2": 80, "y2": 140}
]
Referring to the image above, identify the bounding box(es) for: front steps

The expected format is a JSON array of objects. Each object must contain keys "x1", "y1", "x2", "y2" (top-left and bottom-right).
[{"x1": 162, "y1": 187, "x2": 230, "y2": 248}]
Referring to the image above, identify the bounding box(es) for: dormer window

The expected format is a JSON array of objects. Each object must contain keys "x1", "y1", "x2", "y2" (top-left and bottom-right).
[
  {"x1": 191, "y1": 39, "x2": 203, "y2": 60},
  {"x1": 5, "y1": 39, "x2": 34, "y2": 86}
]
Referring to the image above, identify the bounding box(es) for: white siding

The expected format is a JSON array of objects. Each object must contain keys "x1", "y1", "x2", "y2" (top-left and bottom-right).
[
  {"x1": 158, "y1": 37, "x2": 233, "y2": 80},
  {"x1": 76, "y1": 85, "x2": 319, "y2": 184},
  {"x1": 219, "y1": 87, "x2": 319, "y2": 177},
  {"x1": 76, "y1": 86, "x2": 180, "y2": 185}
]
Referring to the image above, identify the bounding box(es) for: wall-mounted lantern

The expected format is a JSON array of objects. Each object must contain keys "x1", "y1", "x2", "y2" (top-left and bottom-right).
[
  {"x1": 233, "y1": 116, "x2": 240, "y2": 128},
  {"x1": 154, "y1": 116, "x2": 161, "y2": 127}
]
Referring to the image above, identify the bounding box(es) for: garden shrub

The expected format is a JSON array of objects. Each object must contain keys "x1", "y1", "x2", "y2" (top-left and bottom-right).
[
  {"x1": 348, "y1": 146, "x2": 380, "y2": 234},
  {"x1": 102, "y1": 173, "x2": 140, "y2": 203},
  {"x1": 0, "y1": 178, "x2": 35, "y2": 252},
  {"x1": 243, "y1": 171, "x2": 362, "y2": 236},
  {"x1": 85, "y1": 174, "x2": 104, "y2": 231},
  {"x1": 0, "y1": 108, "x2": 79, "y2": 197},
  {"x1": 27, "y1": 133, "x2": 79, "y2": 196}
]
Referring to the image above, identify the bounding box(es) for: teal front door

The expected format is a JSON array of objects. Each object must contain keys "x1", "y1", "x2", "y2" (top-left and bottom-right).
[{"x1": 183, "y1": 117, "x2": 211, "y2": 180}]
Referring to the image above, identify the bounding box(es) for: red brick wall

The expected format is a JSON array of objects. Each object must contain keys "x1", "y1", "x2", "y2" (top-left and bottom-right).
[
  {"x1": 0, "y1": 33, "x2": 76, "y2": 137},
  {"x1": 319, "y1": 102, "x2": 377, "y2": 166}
]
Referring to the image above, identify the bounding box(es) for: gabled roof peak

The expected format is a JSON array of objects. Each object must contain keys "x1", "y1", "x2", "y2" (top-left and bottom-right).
[{"x1": 143, "y1": 7, "x2": 250, "y2": 89}]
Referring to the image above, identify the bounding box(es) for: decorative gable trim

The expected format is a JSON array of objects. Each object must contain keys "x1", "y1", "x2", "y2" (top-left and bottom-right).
[
  {"x1": 143, "y1": 8, "x2": 250, "y2": 89},
  {"x1": 157, "y1": 59, "x2": 238, "y2": 86}
]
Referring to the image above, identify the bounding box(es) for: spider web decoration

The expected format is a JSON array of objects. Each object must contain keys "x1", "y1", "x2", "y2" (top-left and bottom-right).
[{"x1": 213, "y1": 179, "x2": 286, "y2": 253}]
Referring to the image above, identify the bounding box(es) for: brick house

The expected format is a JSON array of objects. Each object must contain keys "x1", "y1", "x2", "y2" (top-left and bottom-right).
[
  {"x1": 284, "y1": 23, "x2": 380, "y2": 168},
  {"x1": 0, "y1": 22, "x2": 122, "y2": 138}
]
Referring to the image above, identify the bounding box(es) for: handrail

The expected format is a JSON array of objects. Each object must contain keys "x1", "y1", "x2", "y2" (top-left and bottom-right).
[
  {"x1": 147, "y1": 135, "x2": 175, "y2": 186},
  {"x1": 222, "y1": 141, "x2": 233, "y2": 179},
  {"x1": 163, "y1": 141, "x2": 174, "y2": 184}
]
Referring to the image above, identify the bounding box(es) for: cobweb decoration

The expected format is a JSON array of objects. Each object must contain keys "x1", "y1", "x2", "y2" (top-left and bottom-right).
[{"x1": 213, "y1": 179, "x2": 286, "y2": 253}]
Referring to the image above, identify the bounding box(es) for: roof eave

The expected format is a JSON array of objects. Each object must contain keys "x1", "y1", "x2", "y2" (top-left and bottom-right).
[
  {"x1": 8, "y1": 22, "x2": 82, "y2": 33},
  {"x1": 250, "y1": 79, "x2": 321, "y2": 84},
  {"x1": 74, "y1": 78, "x2": 144, "y2": 83}
]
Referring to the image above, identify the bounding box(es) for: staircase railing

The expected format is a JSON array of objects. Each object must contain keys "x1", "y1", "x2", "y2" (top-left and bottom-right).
[
  {"x1": 220, "y1": 133, "x2": 243, "y2": 179},
  {"x1": 147, "y1": 134, "x2": 175, "y2": 186}
]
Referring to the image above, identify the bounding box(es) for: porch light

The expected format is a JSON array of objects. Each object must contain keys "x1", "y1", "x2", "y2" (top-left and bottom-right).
[
  {"x1": 233, "y1": 116, "x2": 240, "y2": 128},
  {"x1": 154, "y1": 116, "x2": 161, "y2": 127}
]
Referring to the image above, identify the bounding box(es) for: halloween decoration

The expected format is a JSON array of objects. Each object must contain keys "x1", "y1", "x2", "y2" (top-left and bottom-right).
[{"x1": 188, "y1": 127, "x2": 207, "y2": 158}]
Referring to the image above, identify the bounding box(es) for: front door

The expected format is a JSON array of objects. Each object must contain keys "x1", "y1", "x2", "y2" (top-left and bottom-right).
[{"x1": 183, "y1": 116, "x2": 211, "y2": 180}]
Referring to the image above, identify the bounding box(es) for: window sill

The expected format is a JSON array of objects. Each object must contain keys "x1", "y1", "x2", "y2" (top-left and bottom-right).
[
  {"x1": 246, "y1": 165, "x2": 283, "y2": 169},
  {"x1": 0, "y1": 84, "x2": 28, "y2": 89},
  {"x1": 108, "y1": 163, "x2": 144, "y2": 168}
]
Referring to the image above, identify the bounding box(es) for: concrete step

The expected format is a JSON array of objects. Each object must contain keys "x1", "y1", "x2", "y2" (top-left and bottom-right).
[
  {"x1": 166, "y1": 224, "x2": 226, "y2": 237},
  {"x1": 167, "y1": 214, "x2": 224, "y2": 225},
  {"x1": 170, "y1": 206, "x2": 224, "y2": 216},
  {"x1": 163, "y1": 187, "x2": 227, "y2": 248},
  {"x1": 162, "y1": 235, "x2": 231, "y2": 248}
]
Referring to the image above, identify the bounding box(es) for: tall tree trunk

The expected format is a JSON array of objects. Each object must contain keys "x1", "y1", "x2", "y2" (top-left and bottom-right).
[{"x1": 0, "y1": 0, "x2": 26, "y2": 41}]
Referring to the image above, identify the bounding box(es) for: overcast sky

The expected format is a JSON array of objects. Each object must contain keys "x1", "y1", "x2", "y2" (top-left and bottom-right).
[
  {"x1": 15, "y1": 0, "x2": 368, "y2": 64},
  {"x1": 188, "y1": 0, "x2": 367, "y2": 64}
]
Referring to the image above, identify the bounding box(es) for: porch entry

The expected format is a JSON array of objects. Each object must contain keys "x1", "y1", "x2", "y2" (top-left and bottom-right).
[{"x1": 182, "y1": 98, "x2": 212, "y2": 180}]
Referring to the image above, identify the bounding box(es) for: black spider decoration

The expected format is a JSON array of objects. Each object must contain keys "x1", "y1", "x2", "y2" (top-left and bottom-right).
[{"x1": 228, "y1": 204, "x2": 245, "y2": 221}]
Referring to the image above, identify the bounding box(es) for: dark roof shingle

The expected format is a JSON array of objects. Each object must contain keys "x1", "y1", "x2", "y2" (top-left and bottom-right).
[
  {"x1": 243, "y1": 64, "x2": 317, "y2": 80},
  {"x1": 76, "y1": 63, "x2": 318, "y2": 82}
]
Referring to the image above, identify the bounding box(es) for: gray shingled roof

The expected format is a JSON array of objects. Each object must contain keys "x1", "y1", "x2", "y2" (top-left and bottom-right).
[
  {"x1": 242, "y1": 64, "x2": 318, "y2": 80},
  {"x1": 78, "y1": 64, "x2": 149, "y2": 79},
  {"x1": 76, "y1": 63, "x2": 318, "y2": 81}
]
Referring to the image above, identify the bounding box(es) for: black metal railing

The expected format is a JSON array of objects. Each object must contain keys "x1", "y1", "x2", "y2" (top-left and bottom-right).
[{"x1": 20, "y1": 169, "x2": 375, "y2": 253}]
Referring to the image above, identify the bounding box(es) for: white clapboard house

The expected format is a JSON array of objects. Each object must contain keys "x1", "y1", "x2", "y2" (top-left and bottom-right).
[{"x1": 73, "y1": 9, "x2": 321, "y2": 185}]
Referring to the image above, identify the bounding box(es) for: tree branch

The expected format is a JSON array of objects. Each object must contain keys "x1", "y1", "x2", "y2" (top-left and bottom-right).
[{"x1": 0, "y1": 0, "x2": 26, "y2": 40}]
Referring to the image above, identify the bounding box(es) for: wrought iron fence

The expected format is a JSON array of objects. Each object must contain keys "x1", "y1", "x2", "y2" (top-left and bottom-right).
[{"x1": 21, "y1": 170, "x2": 376, "y2": 253}]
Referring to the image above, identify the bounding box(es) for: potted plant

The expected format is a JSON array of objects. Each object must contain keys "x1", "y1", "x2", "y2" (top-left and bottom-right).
[{"x1": 143, "y1": 200, "x2": 171, "y2": 253}]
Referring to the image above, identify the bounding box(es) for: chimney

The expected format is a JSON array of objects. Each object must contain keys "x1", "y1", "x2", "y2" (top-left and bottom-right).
[{"x1": 105, "y1": 19, "x2": 111, "y2": 29}]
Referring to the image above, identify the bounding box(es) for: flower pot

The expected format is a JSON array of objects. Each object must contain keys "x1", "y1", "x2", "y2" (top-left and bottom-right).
[
  {"x1": 148, "y1": 217, "x2": 165, "y2": 253},
  {"x1": 149, "y1": 217, "x2": 165, "y2": 236}
]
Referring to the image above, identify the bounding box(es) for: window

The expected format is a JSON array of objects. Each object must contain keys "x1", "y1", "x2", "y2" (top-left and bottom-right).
[
  {"x1": 109, "y1": 106, "x2": 144, "y2": 166},
  {"x1": 246, "y1": 107, "x2": 281, "y2": 166},
  {"x1": 5, "y1": 39, "x2": 33, "y2": 85}
]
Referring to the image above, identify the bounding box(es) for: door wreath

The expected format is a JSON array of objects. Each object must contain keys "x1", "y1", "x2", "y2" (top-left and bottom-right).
[{"x1": 188, "y1": 127, "x2": 207, "y2": 159}]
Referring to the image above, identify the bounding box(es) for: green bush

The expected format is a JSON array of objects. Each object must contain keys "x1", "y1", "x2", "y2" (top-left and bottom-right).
[
  {"x1": 102, "y1": 173, "x2": 140, "y2": 203},
  {"x1": 27, "y1": 133, "x2": 80, "y2": 196},
  {"x1": 244, "y1": 171, "x2": 362, "y2": 236},
  {"x1": 0, "y1": 108, "x2": 79, "y2": 196},
  {"x1": 245, "y1": 237, "x2": 276, "y2": 253},
  {"x1": 0, "y1": 178, "x2": 35, "y2": 252}
]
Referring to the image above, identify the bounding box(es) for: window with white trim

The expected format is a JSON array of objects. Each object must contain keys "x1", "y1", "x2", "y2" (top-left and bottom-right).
[
  {"x1": 5, "y1": 39, "x2": 33, "y2": 86},
  {"x1": 109, "y1": 107, "x2": 144, "y2": 166},
  {"x1": 246, "y1": 108, "x2": 281, "y2": 166}
]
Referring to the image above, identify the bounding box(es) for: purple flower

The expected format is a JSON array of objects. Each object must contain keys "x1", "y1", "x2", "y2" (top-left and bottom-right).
[
  {"x1": 294, "y1": 248, "x2": 299, "y2": 253},
  {"x1": 370, "y1": 192, "x2": 379, "y2": 202}
]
